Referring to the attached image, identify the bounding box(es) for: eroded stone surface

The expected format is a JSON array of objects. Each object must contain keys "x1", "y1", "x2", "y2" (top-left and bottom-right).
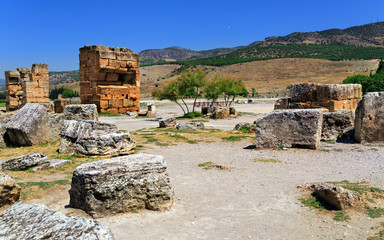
[
  {"x1": 254, "y1": 109, "x2": 323, "y2": 149},
  {"x1": 321, "y1": 110, "x2": 355, "y2": 141},
  {"x1": 32, "y1": 159, "x2": 72, "y2": 172},
  {"x1": 64, "y1": 104, "x2": 98, "y2": 121},
  {"x1": 0, "y1": 202, "x2": 114, "y2": 240},
  {"x1": 211, "y1": 107, "x2": 229, "y2": 119},
  {"x1": 355, "y1": 92, "x2": 384, "y2": 143},
  {"x1": 59, "y1": 120, "x2": 135, "y2": 156},
  {"x1": 159, "y1": 117, "x2": 176, "y2": 128},
  {"x1": 313, "y1": 183, "x2": 363, "y2": 210},
  {"x1": 5, "y1": 103, "x2": 58, "y2": 146},
  {"x1": 1, "y1": 153, "x2": 48, "y2": 171},
  {"x1": 69, "y1": 153, "x2": 174, "y2": 218},
  {"x1": 0, "y1": 171, "x2": 20, "y2": 207}
]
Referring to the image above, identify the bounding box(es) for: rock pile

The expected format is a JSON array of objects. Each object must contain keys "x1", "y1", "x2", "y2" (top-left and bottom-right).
[
  {"x1": 355, "y1": 92, "x2": 384, "y2": 143},
  {"x1": 0, "y1": 171, "x2": 20, "y2": 207},
  {"x1": 59, "y1": 120, "x2": 135, "y2": 156},
  {"x1": 5, "y1": 103, "x2": 58, "y2": 146},
  {"x1": 254, "y1": 109, "x2": 323, "y2": 149},
  {"x1": 0, "y1": 202, "x2": 114, "y2": 239},
  {"x1": 69, "y1": 153, "x2": 174, "y2": 218}
]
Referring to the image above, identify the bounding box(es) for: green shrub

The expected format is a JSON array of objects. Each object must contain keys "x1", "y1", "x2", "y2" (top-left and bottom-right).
[{"x1": 183, "y1": 112, "x2": 202, "y2": 118}]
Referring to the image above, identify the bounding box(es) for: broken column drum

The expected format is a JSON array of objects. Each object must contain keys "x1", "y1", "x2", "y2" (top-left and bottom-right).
[{"x1": 79, "y1": 45, "x2": 140, "y2": 114}]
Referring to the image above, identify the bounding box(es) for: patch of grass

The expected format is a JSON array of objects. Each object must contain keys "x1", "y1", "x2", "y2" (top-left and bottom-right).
[
  {"x1": 182, "y1": 112, "x2": 202, "y2": 118},
  {"x1": 299, "y1": 196, "x2": 325, "y2": 209},
  {"x1": 190, "y1": 119, "x2": 209, "y2": 122},
  {"x1": 168, "y1": 134, "x2": 187, "y2": 140},
  {"x1": 253, "y1": 158, "x2": 282, "y2": 163},
  {"x1": 237, "y1": 125, "x2": 250, "y2": 133},
  {"x1": 145, "y1": 138, "x2": 159, "y2": 143},
  {"x1": 18, "y1": 179, "x2": 69, "y2": 190},
  {"x1": 367, "y1": 208, "x2": 384, "y2": 218},
  {"x1": 98, "y1": 112, "x2": 124, "y2": 117},
  {"x1": 222, "y1": 136, "x2": 249, "y2": 141},
  {"x1": 0, "y1": 102, "x2": 5, "y2": 108},
  {"x1": 333, "y1": 148, "x2": 343, "y2": 152},
  {"x1": 130, "y1": 209, "x2": 139, "y2": 213},
  {"x1": 328, "y1": 180, "x2": 384, "y2": 195},
  {"x1": 187, "y1": 140, "x2": 198, "y2": 144},
  {"x1": 323, "y1": 140, "x2": 336, "y2": 144},
  {"x1": 155, "y1": 142, "x2": 169, "y2": 146},
  {"x1": 320, "y1": 149, "x2": 330, "y2": 153},
  {"x1": 370, "y1": 148, "x2": 379, "y2": 152},
  {"x1": 333, "y1": 211, "x2": 350, "y2": 221},
  {"x1": 198, "y1": 161, "x2": 214, "y2": 167}
]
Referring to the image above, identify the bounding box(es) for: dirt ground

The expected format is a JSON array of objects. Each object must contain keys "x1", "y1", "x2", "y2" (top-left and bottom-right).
[{"x1": 3, "y1": 99, "x2": 384, "y2": 240}]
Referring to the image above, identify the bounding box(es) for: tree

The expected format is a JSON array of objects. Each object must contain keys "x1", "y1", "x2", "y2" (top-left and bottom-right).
[
  {"x1": 152, "y1": 81, "x2": 187, "y2": 114},
  {"x1": 177, "y1": 68, "x2": 207, "y2": 112},
  {"x1": 251, "y1": 88, "x2": 258, "y2": 98},
  {"x1": 204, "y1": 76, "x2": 221, "y2": 106},
  {"x1": 49, "y1": 87, "x2": 79, "y2": 100},
  {"x1": 218, "y1": 77, "x2": 248, "y2": 106}
]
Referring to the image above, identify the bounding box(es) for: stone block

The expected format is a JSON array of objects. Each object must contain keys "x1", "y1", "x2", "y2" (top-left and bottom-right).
[
  {"x1": 69, "y1": 153, "x2": 174, "y2": 217},
  {"x1": 290, "y1": 83, "x2": 317, "y2": 102},
  {"x1": 64, "y1": 104, "x2": 98, "y2": 121},
  {"x1": 254, "y1": 109, "x2": 323, "y2": 149},
  {"x1": 1, "y1": 153, "x2": 48, "y2": 171},
  {"x1": 321, "y1": 110, "x2": 355, "y2": 141},
  {"x1": 355, "y1": 92, "x2": 384, "y2": 143},
  {"x1": 0, "y1": 202, "x2": 114, "y2": 239},
  {"x1": 0, "y1": 171, "x2": 20, "y2": 207}
]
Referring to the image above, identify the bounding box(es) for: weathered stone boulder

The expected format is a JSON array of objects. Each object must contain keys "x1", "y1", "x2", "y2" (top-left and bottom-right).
[
  {"x1": 53, "y1": 97, "x2": 80, "y2": 113},
  {"x1": 313, "y1": 183, "x2": 363, "y2": 210},
  {"x1": 0, "y1": 171, "x2": 20, "y2": 207},
  {"x1": 355, "y1": 92, "x2": 384, "y2": 143},
  {"x1": 159, "y1": 117, "x2": 176, "y2": 128},
  {"x1": 59, "y1": 120, "x2": 135, "y2": 156},
  {"x1": 321, "y1": 110, "x2": 355, "y2": 141},
  {"x1": 229, "y1": 107, "x2": 237, "y2": 116},
  {"x1": 32, "y1": 159, "x2": 71, "y2": 172},
  {"x1": 187, "y1": 122, "x2": 205, "y2": 129},
  {"x1": 176, "y1": 123, "x2": 197, "y2": 131},
  {"x1": 5, "y1": 103, "x2": 59, "y2": 146},
  {"x1": 274, "y1": 98, "x2": 290, "y2": 110},
  {"x1": 211, "y1": 107, "x2": 229, "y2": 119},
  {"x1": 0, "y1": 202, "x2": 114, "y2": 239},
  {"x1": 254, "y1": 109, "x2": 323, "y2": 149},
  {"x1": 202, "y1": 106, "x2": 215, "y2": 115},
  {"x1": 64, "y1": 104, "x2": 98, "y2": 121},
  {"x1": 69, "y1": 153, "x2": 174, "y2": 218},
  {"x1": 0, "y1": 119, "x2": 10, "y2": 148},
  {"x1": 126, "y1": 111, "x2": 138, "y2": 118},
  {"x1": 290, "y1": 83, "x2": 317, "y2": 102},
  {"x1": 1, "y1": 153, "x2": 48, "y2": 171}
]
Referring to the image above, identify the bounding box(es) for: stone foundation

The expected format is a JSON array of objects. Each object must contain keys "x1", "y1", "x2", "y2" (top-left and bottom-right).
[{"x1": 79, "y1": 45, "x2": 140, "y2": 114}]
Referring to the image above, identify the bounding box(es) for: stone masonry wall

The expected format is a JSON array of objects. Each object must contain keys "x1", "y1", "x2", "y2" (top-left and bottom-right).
[
  {"x1": 79, "y1": 45, "x2": 140, "y2": 114},
  {"x1": 274, "y1": 83, "x2": 362, "y2": 112},
  {"x1": 4, "y1": 64, "x2": 50, "y2": 112}
]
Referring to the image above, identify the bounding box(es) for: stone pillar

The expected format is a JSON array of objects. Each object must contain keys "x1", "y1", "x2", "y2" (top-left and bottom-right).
[{"x1": 5, "y1": 71, "x2": 22, "y2": 111}]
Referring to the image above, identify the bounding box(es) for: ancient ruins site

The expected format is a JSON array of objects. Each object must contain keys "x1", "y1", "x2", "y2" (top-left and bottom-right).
[{"x1": 79, "y1": 45, "x2": 140, "y2": 114}]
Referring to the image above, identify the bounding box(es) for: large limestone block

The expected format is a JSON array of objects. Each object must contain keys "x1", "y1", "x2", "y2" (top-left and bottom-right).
[
  {"x1": 355, "y1": 92, "x2": 384, "y2": 143},
  {"x1": 0, "y1": 119, "x2": 10, "y2": 148},
  {"x1": 254, "y1": 109, "x2": 323, "y2": 149},
  {"x1": 59, "y1": 120, "x2": 135, "y2": 156},
  {"x1": 0, "y1": 202, "x2": 114, "y2": 240},
  {"x1": 321, "y1": 110, "x2": 355, "y2": 141},
  {"x1": 290, "y1": 83, "x2": 317, "y2": 102},
  {"x1": 5, "y1": 103, "x2": 58, "y2": 146},
  {"x1": 0, "y1": 171, "x2": 20, "y2": 207},
  {"x1": 69, "y1": 153, "x2": 174, "y2": 218},
  {"x1": 64, "y1": 104, "x2": 98, "y2": 121},
  {"x1": 316, "y1": 84, "x2": 362, "y2": 101},
  {"x1": 1, "y1": 153, "x2": 48, "y2": 171}
]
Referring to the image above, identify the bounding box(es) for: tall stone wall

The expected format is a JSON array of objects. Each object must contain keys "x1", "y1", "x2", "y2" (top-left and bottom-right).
[
  {"x1": 274, "y1": 83, "x2": 362, "y2": 112},
  {"x1": 79, "y1": 45, "x2": 140, "y2": 114},
  {"x1": 4, "y1": 64, "x2": 50, "y2": 112}
]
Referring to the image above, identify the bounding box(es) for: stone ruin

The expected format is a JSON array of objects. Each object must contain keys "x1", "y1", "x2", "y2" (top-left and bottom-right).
[
  {"x1": 79, "y1": 45, "x2": 140, "y2": 114},
  {"x1": 275, "y1": 83, "x2": 362, "y2": 112},
  {"x1": 4, "y1": 64, "x2": 50, "y2": 111}
]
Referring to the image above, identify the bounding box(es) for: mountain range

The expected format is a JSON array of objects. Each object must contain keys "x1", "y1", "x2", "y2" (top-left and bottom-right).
[{"x1": 139, "y1": 21, "x2": 384, "y2": 62}]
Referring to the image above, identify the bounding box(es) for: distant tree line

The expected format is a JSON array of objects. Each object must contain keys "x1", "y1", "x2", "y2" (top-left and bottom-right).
[{"x1": 49, "y1": 87, "x2": 79, "y2": 100}]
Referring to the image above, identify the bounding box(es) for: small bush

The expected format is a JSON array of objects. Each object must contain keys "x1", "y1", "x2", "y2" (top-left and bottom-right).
[{"x1": 183, "y1": 112, "x2": 203, "y2": 118}]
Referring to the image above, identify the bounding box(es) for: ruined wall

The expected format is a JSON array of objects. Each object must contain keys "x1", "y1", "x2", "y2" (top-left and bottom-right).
[
  {"x1": 275, "y1": 83, "x2": 362, "y2": 112},
  {"x1": 4, "y1": 64, "x2": 49, "y2": 111},
  {"x1": 79, "y1": 45, "x2": 140, "y2": 114}
]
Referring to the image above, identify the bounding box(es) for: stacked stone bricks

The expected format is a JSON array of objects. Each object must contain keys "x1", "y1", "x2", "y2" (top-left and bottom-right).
[
  {"x1": 79, "y1": 45, "x2": 140, "y2": 114},
  {"x1": 4, "y1": 64, "x2": 50, "y2": 112},
  {"x1": 275, "y1": 83, "x2": 362, "y2": 112}
]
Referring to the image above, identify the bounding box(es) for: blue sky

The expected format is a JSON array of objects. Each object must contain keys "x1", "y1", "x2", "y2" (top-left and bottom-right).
[{"x1": 0, "y1": 0, "x2": 383, "y2": 75}]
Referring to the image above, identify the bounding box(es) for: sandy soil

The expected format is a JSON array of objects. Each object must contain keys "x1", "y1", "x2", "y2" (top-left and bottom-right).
[{"x1": 5, "y1": 99, "x2": 384, "y2": 239}]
